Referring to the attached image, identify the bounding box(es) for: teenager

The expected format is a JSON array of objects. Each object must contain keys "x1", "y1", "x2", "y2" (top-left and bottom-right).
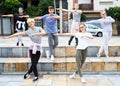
[
  {"x1": 4, "y1": 18, "x2": 46, "y2": 81},
  {"x1": 86, "y1": 10, "x2": 115, "y2": 58},
  {"x1": 15, "y1": 7, "x2": 29, "y2": 46},
  {"x1": 57, "y1": 3, "x2": 82, "y2": 46},
  {"x1": 56, "y1": 23, "x2": 93, "y2": 83},
  {"x1": 3, "y1": 7, "x2": 29, "y2": 46},
  {"x1": 34, "y1": 6, "x2": 60, "y2": 61}
]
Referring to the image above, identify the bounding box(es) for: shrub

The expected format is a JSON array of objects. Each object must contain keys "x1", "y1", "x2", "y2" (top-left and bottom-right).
[
  {"x1": 26, "y1": 5, "x2": 39, "y2": 17},
  {"x1": 105, "y1": 6, "x2": 120, "y2": 21},
  {"x1": 38, "y1": 0, "x2": 54, "y2": 16},
  {"x1": 1, "y1": 0, "x2": 23, "y2": 14}
]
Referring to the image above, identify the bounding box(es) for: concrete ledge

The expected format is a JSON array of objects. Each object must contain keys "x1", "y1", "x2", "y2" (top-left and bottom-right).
[
  {"x1": 0, "y1": 57, "x2": 120, "y2": 73},
  {"x1": 0, "y1": 46, "x2": 120, "y2": 57}
]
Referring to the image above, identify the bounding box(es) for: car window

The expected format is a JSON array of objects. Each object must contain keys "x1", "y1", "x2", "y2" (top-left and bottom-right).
[{"x1": 87, "y1": 24, "x2": 98, "y2": 29}]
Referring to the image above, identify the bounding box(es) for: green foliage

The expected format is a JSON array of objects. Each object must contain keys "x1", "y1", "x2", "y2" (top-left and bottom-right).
[
  {"x1": 1, "y1": 0, "x2": 23, "y2": 14},
  {"x1": 26, "y1": 5, "x2": 39, "y2": 17},
  {"x1": 38, "y1": 0, "x2": 54, "y2": 16},
  {"x1": 105, "y1": 6, "x2": 120, "y2": 21}
]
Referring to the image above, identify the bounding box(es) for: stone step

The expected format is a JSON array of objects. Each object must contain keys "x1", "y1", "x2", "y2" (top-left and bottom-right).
[
  {"x1": 0, "y1": 57, "x2": 120, "y2": 73},
  {"x1": 0, "y1": 46, "x2": 120, "y2": 57}
]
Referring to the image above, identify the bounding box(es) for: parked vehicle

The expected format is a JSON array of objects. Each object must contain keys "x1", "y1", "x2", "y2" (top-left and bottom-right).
[{"x1": 86, "y1": 24, "x2": 103, "y2": 37}]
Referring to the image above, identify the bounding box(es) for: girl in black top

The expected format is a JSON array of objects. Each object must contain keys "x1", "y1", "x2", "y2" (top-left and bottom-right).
[{"x1": 14, "y1": 7, "x2": 29, "y2": 46}]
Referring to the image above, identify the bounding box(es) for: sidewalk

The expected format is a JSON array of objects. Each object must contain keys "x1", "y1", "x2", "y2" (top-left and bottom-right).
[
  {"x1": 0, "y1": 74, "x2": 120, "y2": 86},
  {"x1": 1, "y1": 36, "x2": 120, "y2": 47}
]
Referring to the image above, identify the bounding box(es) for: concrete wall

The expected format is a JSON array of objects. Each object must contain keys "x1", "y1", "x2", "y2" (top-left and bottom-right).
[{"x1": 94, "y1": 0, "x2": 120, "y2": 10}]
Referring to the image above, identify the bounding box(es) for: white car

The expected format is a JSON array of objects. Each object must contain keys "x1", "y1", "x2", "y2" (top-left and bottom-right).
[{"x1": 86, "y1": 24, "x2": 103, "y2": 37}]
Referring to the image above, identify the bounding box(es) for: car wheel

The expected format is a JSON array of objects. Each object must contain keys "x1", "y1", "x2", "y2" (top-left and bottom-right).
[{"x1": 97, "y1": 32, "x2": 102, "y2": 37}]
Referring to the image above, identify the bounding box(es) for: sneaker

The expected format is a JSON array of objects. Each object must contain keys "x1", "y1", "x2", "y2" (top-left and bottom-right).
[
  {"x1": 21, "y1": 43, "x2": 24, "y2": 46},
  {"x1": 96, "y1": 53, "x2": 100, "y2": 58},
  {"x1": 81, "y1": 77, "x2": 86, "y2": 83},
  {"x1": 51, "y1": 55, "x2": 55, "y2": 61},
  {"x1": 75, "y1": 43, "x2": 78, "y2": 47},
  {"x1": 33, "y1": 77, "x2": 38, "y2": 81},
  {"x1": 16, "y1": 42, "x2": 19, "y2": 46},
  {"x1": 24, "y1": 73, "x2": 29, "y2": 79},
  {"x1": 106, "y1": 56, "x2": 109, "y2": 58},
  {"x1": 68, "y1": 41, "x2": 71, "y2": 46},
  {"x1": 69, "y1": 72, "x2": 76, "y2": 79}
]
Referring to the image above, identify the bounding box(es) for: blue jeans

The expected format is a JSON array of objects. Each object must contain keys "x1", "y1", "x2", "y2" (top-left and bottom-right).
[{"x1": 48, "y1": 34, "x2": 58, "y2": 56}]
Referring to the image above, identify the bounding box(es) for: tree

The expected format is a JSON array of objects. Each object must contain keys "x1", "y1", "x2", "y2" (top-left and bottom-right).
[
  {"x1": 0, "y1": 0, "x2": 23, "y2": 14},
  {"x1": 105, "y1": 6, "x2": 120, "y2": 22},
  {"x1": 38, "y1": 0, "x2": 54, "y2": 16},
  {"x1": 27, "y1": 5, "x2": 39, "y2": 17},
  {"x1": 105, "y1": 6, "x2": 120, "y2": 35},
  {"x1": 27, "y1": 0, "x2": 31, "y2": 7}
]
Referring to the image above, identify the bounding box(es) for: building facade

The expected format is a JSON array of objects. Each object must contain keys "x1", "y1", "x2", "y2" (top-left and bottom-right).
[
  {"x1": 70, "y1": 0, "x2": 120, "y2": 10},
  {"x1": 94, "y1": 0, "x2": 120, "y2": 10}
]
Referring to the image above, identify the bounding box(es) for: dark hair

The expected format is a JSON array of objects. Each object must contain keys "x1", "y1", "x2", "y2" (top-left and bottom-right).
[{"x1": 48, "y1": 6, "x2": 54, "y2": 9}]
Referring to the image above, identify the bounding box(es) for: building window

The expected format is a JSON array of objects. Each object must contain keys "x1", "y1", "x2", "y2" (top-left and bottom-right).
[
  {"x1": 78, "y1": 0, "x2": 91, "y2": 4},
  {"x1": 99, "y1": 0, "x2": 113, "y2": 3}
]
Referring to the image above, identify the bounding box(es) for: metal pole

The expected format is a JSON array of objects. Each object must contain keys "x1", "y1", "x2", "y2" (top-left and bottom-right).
[
  {"x1": 59, "y1": 0, "x2": 63, "y2": 33},
  {"x1": 54, "y1": 0, "x2": 56, "y2": 14}
]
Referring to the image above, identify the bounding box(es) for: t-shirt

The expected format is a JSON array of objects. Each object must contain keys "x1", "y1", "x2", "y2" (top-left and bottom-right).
[
  {"x1": 73, "y1": 11, "x2": 81, "y2": 22},
  {"x1": 41, "y1": 14, "x2": 58, "y2": 34},
  {"x1": 25, "y1": 27, "x2": 42, "y2": 51},
  {"x1": 14, "y1": 13, "x2": 28, "y2": 31},
  {"x1": 75, "y1": 32, "x2": 92, "y2": 50}
]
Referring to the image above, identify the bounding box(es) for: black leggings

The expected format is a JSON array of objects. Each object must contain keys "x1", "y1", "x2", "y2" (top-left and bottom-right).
[
  {"x1": 68, "y1": 36, "x2": 78, "y2": 45},
  {"x1": 28, "y1": 50, "x2": 40, "y2": 77}
]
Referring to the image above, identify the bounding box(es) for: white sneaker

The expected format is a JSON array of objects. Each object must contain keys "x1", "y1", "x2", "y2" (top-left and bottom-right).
[
  {"x1": 96, "y1": 53, "x2": 100, "y2": 58},
  {"x1": 69, "y1": 72, "x2": 76, "y2": 79},
  {"x1": 46, "y1": 50, "x2": 49, "y2": 58},
  {"x1": 106, "y1": 55, "x2": 109, "y2": 58},
  {"x1": 51, "y1": 55, "x2": 55, "y2": 61},
  {"x1": 81, "y1": 77, "x2": 86, "y2": 83}
]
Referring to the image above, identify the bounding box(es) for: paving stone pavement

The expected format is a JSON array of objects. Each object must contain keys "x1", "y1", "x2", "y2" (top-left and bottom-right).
[{"x1": 0, "y1": 74, "x2": 120, "y2": 86}]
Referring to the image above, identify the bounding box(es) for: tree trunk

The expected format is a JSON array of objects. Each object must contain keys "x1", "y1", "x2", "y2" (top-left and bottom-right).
[{"x1": 27, "y1": 0, "x2": 31, "y2": 7}]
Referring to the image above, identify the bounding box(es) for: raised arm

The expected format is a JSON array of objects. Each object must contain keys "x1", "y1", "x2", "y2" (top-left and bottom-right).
[
  {"x1": 2, "y1": 14, "x2": 13, "y2": 17},
  {"x1": 20, "y1": 15, "x2": 29, "y2": 18},
  {"x1": 4, "y1": 32, "x2": 26, "y2": 39},
  {"x1": 83, "y1": 34, "x2": 94, "y2": 39},
  {"x1": 86, "y1": 19, "x2": 100, "y2": 24},
  {"x1": 56, "y1": 33, "x2": 75, "y2": 36},
  {"x1": 57, "y1": 8, "x2": 74, "y2": 13},
  {"x1": 76, "y1": 10, "x2": 82, "y2": 14},
  {"x1": 34, "y1": 17, "x2": 42, "y2": 20},
  {"x1": 49, "y1": 15, "x2": 60, "y2": 20},
  {"x1": 105, "y1": 16, "x2": 115, "y2": 23}
]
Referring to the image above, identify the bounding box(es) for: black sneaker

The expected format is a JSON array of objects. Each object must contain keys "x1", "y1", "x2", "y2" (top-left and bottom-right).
[
  {"x1": 16, "y1": 42, "x2": 19, "y2": 46},
  {"x1": 21, "y1": 43, "x2": 24, "y2": 46},
  {"x1": 33, "y1": 77, "x2": 38, "y2": 81},
  {"x1": 75, "y1": 43, "x2": 78, "y2": 47},
  {"x1": 68, "y1": 41, "x2": 71, "y2": 46},
  {"x1": 24, "y1": 73, "x2": 29, "y2": 79}
]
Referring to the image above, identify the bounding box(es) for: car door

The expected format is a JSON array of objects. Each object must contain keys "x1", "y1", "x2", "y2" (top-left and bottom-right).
[{"x1": 86, "y1": 24, "x2": 99, "y2": 35}]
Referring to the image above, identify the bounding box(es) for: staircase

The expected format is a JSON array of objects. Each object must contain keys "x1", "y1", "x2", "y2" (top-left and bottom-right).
[
  {"x1": 0, "y1": 36, "x2": 120, "y2": 74},
  {"x1": 0, "y1": 46, "x2": 120, "y2": 74}
]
